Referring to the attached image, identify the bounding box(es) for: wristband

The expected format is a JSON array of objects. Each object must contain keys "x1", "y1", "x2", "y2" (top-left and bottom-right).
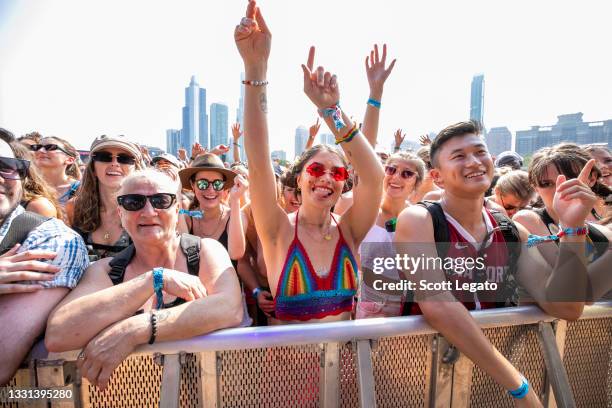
[
  {"x1": 318, "y1": 102, "x2": 346, "y2": 131},
  {"x1": 233, "y1": 142, "x2": 241, "y2": 147},
  {"x1": 148, "y1": 311, "x2": 158, "y2": 345},
  {"x1": 335, "y1": 123, "x2": 359, "y2": 145},
  {"x1": 367, "y1": 98, "x2": 381, "y2": 108},
  {"x1": 508, "y1": 375, "x2": 529, "y2": 399},
  {"x1": 242, "y1": 79, "x2": 268, "y2": 86},
  {"x1": 393, "y1": 145, "x2": 401, "y2": 152},
  {"x1": 152, "y1": 267, "x2": 164, "y2": 310},
  {"x1": 252, "y1": 287, "x2": 263, "y2": 300},
  {"x1": 179, "y1": 209, "x2": 203, "y2": 218},
  {"x1": 527, "y1": 224, "x2": 588, "y2": 247}
]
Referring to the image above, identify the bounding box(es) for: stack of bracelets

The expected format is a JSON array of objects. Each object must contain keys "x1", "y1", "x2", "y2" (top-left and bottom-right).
[
  {"x1": 335, "y1": 122, "x2": 359, "y2": 145},
  {"x1": 527, "y1": 225, "x2": 588, "y2": 247}
]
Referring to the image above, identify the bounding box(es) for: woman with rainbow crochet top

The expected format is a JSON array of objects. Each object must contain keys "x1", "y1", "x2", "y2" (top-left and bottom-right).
[{"x1": 234, "y1": 0, "x2": 384, "y2": 323}]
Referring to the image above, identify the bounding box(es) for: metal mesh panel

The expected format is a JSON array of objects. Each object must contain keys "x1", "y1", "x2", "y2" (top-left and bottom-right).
[
  {"x1": 372, "y1": 335, "x2": 433, "y2": 408},
  {"x1": 563, "y1": 317, "x2": 612, "y2": 408},
  {"x1": 179, "y1": 353, "x2": 202, "y2": 408},
  {"x1": 218, "y1": 345, "x2": 320, "y2": 408},
  {"x1": 339, "y1": 342, "x2": 359, "y2": 408},
  {"x1": 84, "y1": 355, "x2": 162, "y2": 408},
  {"x1": 468, "y1": 324, "x2": 547, "y2": 407},
  {"x1": 1, "y1": 373, "x2": 26, "y2": 408}
]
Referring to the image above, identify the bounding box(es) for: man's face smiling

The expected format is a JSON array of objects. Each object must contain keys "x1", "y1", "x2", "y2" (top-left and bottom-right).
[
  {"x1": 0, "y1": 140, "x2": 23, "y2": 220},
  {"x1": 432, "y1": 134, "x2": 493, "y2": 197}
]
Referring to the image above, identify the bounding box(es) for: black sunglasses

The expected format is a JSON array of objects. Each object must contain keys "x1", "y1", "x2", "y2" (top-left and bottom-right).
[
  {"x1": 196, "y1": 178, "x2": 225, "y2": 191},
  {"x1": 30, "y1": 143, "x2": 72, "y2": 155},
  {"x1": 92, "y1": 151, "x2": 137, "y2": 165},
  {"x1": 117, "y1": 193, "x2": 176, "y2": 211},
  {"x1": 0, "y1": 157, "x2": 30, "y2": 180},
  {"x1": 385, "y1": 166, "x2": 416, "y2": 179}
]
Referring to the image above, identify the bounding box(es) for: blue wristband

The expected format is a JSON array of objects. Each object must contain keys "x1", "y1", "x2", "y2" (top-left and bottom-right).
[
  {"x1": 367, "y1": 98, "x2": 381, "y2": 108},
  {"x1": 508, "y1": 375, "x2": 529, "y2": 399},
  {"x1": 152, "y1": 267, "x2": 164, "y2": 310}
]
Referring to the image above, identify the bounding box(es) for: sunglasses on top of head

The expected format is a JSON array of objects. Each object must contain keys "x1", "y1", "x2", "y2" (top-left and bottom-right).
[
  {"x1": 92, "y1": 151, "x2": 137, "y2": 165},
  {"x1": 30, "y1": 144, "x2": 72, "y2": 155},
  {"x1": 195, "y1": 178, "x2": 226, "y2": 191},
  {"x1": 385, "y1": 165, "x2": 416, "y2": 179},
  {"x1": 305, "y1": 162, "x2": 349, "y2": 181},
  {"x1": 117, "y1": 193, "x2": 176, "y2": 211},
  {"x1": 0, "y1": 157, "x2": 30, "y2": 180}
]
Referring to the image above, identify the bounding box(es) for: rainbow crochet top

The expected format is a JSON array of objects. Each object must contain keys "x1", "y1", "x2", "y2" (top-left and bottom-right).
[{"x1": 274, "y1": 211, "x2": 358, "y2": 321}]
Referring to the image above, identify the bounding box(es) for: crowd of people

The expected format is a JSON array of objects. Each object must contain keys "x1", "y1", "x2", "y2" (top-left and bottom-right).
[{"x1": 1, "y1": 0, "x2": 611, "y2": 404}]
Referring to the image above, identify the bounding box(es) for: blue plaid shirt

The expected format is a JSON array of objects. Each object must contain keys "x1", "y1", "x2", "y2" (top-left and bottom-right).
[{"x1": 0, "y1": 206, "x2": 89, "y2": 289}]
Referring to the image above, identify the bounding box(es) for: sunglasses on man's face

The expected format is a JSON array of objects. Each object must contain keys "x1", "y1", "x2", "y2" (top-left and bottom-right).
[
  {"x1": 196, "y1": 178, "x2": 225, "y2": 191},
  {"x1": 305, "y1": 162, "x2": 349, "y2": 181},
  {"x1": 117, "y1": 193, "x2": 176, "y2": 211},
  {"x1": 0, "y1": 157, "x2": 30, "y2": 180},
  {"x1": 30, "y1": 144, "x2": 71, "y2": 155},
  {"x1": 92, "y1": 151, "x2": 137, "y2": 165},
  {"x1": 385, "y1": 165, "x2": 416, "y2": 179}
]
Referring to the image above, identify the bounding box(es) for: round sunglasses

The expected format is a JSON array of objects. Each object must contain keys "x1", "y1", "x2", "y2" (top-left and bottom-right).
[
  {"x1": 117, "y1": 193, "x2": 176, "y2": 211},
  {"x1": 30, "y1": 144, "x2": 72, "y2": 155},
  {"x1": 0, "y1": 157, "x2": 30, "y2": 180},
  {"x1": 92, "y1": 151, "x2": 137, "y2": 165},
  {"x1": 195, "y1": 178, "x2": 226, "y2": 191},
  {"x1": 385, "y1": 165, "x2": 416, "y2": 179},
  {"x1": 305, "y1": 162, "x2": 349, "y2": 181}
]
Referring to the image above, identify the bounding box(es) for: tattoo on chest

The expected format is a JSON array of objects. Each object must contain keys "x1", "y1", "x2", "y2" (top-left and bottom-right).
[{"x1": 259, "y1": 92, "x2": 268, "y2": 114}]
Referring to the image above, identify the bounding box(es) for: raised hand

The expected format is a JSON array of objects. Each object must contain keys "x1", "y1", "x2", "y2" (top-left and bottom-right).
[
  {"x1": 365, "y1": 44, "x2": 396, "y2": 96},
  {"x1": 301, "y1": 46, "x2": 340, "y2": 109},
  {"x1": 210, "y1": 144, "x2": 231, "y2": 156},
  {"x1": 309, "y1": 118, "x2": 321, "y2": 139},
  {"x1": 191, "y1": 142, "x2": 206, "y2": 159},
  {"x1": 553, "y1": 159, "x2": 598, "y2": 228},
  {"x1": 229, "y1": 174, "x2": 249, "y2": 203},
  {"x1": 419, "y1": 134, "x2": 432, "y2": 146},
  {"x1": 234, "y1": 0, "x2": 271, "y2": 68},
  {"x1": 232, "y1": 123, "x2": 243, "y2": 141},
  {"x1": 178, "y1": 148, "x2": 187, "y2": 162},
  {"x1": 394, "y1": 129, "x2": 406, "y2": 150}
]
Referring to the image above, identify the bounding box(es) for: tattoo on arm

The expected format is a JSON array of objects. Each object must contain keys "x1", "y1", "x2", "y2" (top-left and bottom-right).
[
  {"x1": 259, "y1": 92, "x2": 268, "y2": 114},
  {"x1": 156, "y1": 310, "x2": 171, "y2": 322}
]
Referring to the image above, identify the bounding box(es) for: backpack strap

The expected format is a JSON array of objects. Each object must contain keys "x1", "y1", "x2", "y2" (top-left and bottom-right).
[
  {"x1": 108, "y1": 245, "x2": 136, "y2": 285},
  {"x1": 0, "y1": 211, "x2": 50, "y2": 256},
  {"x1": 179, "y1": 234, "x2": 201, "y2": 276},
  {"x1": 417, "y1": 200, "x2": 451, "y2": 258},
  {"x1": 489, "y1": 209, "x2": 522, "y2": 306},
  {"x1": 586, "y1": 224, "x2": 609, "y2": 260}
]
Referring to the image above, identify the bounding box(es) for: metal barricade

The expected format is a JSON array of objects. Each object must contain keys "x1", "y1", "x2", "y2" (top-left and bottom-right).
[{"x1": 3, "y1": 303, "x2": 611, "y2": 408}]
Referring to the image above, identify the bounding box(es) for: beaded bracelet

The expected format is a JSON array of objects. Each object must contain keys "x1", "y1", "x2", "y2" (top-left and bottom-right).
[
  {"x1": 367, "y1": 98, "x2": 381, "y2": 108},
  {"x1": 148, "y1": 311, "x2": 158, "y2": 345},
  {"x1": 242, "y1": 79, "x2": 268, "y2": 86},
  {"x1": 152, "y1": 267, "x2": 164, "y2": 310},
  {"x1": 318, "y1": 102, "x2": 346, "y2": 131},
  {"x1": 527, "y1": 225, "x2": 588, "y2": 247},
  {"x1": 508, "y1": 375, "x2": 529, "y2": 399},
  {"x1": 335, "y1": 123, "x2": 359, "y2": 145}
]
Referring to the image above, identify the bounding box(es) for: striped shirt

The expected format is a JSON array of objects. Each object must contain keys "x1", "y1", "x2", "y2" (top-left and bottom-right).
[{"x1": 0, "y1": 206, "x2": 89, "y2": 289}]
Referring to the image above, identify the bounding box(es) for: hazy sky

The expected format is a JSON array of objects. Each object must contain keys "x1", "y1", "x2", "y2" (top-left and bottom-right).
[{"x1": 1, "y1": 0, "x2": 611, "y2": 157}]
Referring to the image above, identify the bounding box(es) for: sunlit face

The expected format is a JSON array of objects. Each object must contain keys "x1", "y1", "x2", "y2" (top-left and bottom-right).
[
  {"x1": 495, "y1": 190, "x2": 531, "y2": 218},
  {"x1": 384, "y1": 158, "x2": 419, "y2": 200},
  {"x1": 34, "y1": 137, "x2": 74, "y2": 169},
  {"x1": 93, "y1": 147, "x2": 137, "y2": 189},
  {"x1": 297, "y1": 151, "x2": 346, "y2": 209},
  {"x1": 191, "y1": 170, "x2": 227, "y2": 209},
  {"x1": 0, "y1": 141, "x2": 23, "y2": 219},
  {"x1": 118, "y1": 178, "x2": 178, "y2": 243},
  {"x1": 431, "y1": 134, "x2": 493, "y2": 196},
  {"x1": 590, "y1": 149, "x2": 612, "y2": 187},
  {"x1": 282, "y1": 185, "x2": 300, "y2": 213}
]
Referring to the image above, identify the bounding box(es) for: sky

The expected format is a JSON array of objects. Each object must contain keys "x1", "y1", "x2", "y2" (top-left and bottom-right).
[{"x1": 1, "y1": 0, "x2": 611, "y2": 157}]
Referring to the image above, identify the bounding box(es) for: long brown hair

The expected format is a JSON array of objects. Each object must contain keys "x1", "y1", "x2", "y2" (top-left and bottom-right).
[
  {"x1": 72, "y1": 150, "x2": 144, "y2": 232},
  {"x1": 10, "y1": 142, "x2": 62, "y2": 219},
  {"x1": 43, "y1": 136, "x2": 82, "y2": 180}
]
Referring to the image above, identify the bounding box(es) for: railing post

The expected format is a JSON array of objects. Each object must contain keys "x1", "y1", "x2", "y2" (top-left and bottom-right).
[
  {"x1": 450, "y1": 353, "x2": 474, "y2": 407},
  {"x1": 200, "y1": 351, "x2": 219, "y2": 407},
  {"x1": 158, "y1": 353, "x2": 181, "y2": 408},
  {"x1": 537, "y1": 322, "x2": 575, "y2": 408},
  {"x1": 36, "y1": 359, "x2": 78, "y2": 408},
  {"x1": 429, "y1": 335, "x2": 452, "y2": 408},
  {"x1": 319, "y1": 342, "x2": 340, "y2": 408},
  {"x1": 355, "y1": 339, "x2": 377, "y2": 408}
]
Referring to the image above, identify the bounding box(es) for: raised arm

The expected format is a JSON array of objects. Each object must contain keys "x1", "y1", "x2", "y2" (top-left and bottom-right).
[
  {"x1": 227, "y1": 174, "x2": 248, "y2": 259},
  {"x1": 301, "y1": 46, "x2": 384, "y2": 245},
  {"x1": 234, "y1": 0, "x2": 286, "y2": 241},
  {"x1": 305, "y1": 118, "x2": 321, "y2": 150},
  {"x1": 361, "y1": 44, "x2": 396, "y2": 147},
  {"x1": 231, "y1": 123, "x2": 243, "y2": 163}
]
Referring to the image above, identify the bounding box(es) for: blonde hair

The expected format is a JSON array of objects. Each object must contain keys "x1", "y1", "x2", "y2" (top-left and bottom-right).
[
  {"x1": 118, "y1": 169, "x2": 179, "y2": 196},
  {"x1": 494, "y1": 170, "x2": 534, "y2": 202},
  {"x1": 385, "y1": 151, "x2": 426, "y2": 188}
]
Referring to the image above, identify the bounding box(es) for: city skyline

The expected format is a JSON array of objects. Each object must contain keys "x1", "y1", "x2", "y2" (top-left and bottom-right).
[{"x1": 1, "y1": 0, "x2": 611, "y2": 158}]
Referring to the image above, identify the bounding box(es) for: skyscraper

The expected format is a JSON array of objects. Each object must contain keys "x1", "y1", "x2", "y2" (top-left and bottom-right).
[
  {"x1": 320, "y1": 133, "x2": 335, "y2": 146},
  {"x1": 470, "y1": 74, "x2": 485, "y2": 127},
  {"x1": 165, "y1": 129, "x2": 181, "y2": 156},
  {"x1": 210, "y1": 103, "x2": 229, "y2": 152},
  {"x1": 294, "y1": 126, "x2": 308, "y2": 158},
  {"x1": 271, "y1": 150, "x2": 287, "y2": 161},
  {"x1": 485, "y1": 127, "x2": 512, "y2": 156},
  {"x1": 181, "y1": 76, "x2": 208, "y2": 150}
]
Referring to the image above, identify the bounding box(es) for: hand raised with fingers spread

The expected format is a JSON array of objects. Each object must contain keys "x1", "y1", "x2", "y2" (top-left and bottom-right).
[
  {"x1": 210, "y1": 144, "x2": 230, "y2": 156},
  {"x1": 234, "y1": 0, "x2": 271, "y2": 67},
  {"x1": 553, "y1": 159, "x2": 598, "y2": 228},
  {"x1": 394, "y1": 129, "x2": 406, "y2": 149},
  {"x1": 232, "y1": 123, "x2": 243, "y2": 141},
  {"x1": 419, "y1": 134, "x2": 432, "y2": 146},
  {"x1": 365, "y1": 44, "x2": 396, "y2": 95},
  {"x1": 301, "y1": 46, "x2": 340, "y2": 109},
  {"x1": 309, "y1": 118, "x2": 321, "y2": 140}
]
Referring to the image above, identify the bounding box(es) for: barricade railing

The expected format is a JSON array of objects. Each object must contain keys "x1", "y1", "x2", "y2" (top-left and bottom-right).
[{"x1": 3, "y1": 302, "x2": 611, "y2": 408}]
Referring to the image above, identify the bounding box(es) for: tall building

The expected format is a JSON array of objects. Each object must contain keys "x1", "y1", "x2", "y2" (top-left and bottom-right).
[
  {"x1": 235, "y1": 72, "x2": 246, "y2": 161},
  {"x1": 165, "y1": 129, "x2": 181, "y2": 156},
  {"x1": 485, "y1": 127, "x2": 512, "y2": 156},
  {"x1": 271, "y1": 150, "x2": 287, "y2": 161},
  {"x1": 181, "y1": 76, "x2": 208, "y2": 150},
  {"x1": 210, "y1": 103, "x2": 229, "y2": 153},
  {"x1": 320, "y1": 133, "x2": 335, "y2": 146},
  {"x1": 470, "y1": 74, "x2": 485, "y2": 127},
  {"x1": 516, "y1": 113, "x2": 612, "y2": 157},
  {"x1": 294, "y1": 126, "x2": 308, "y2": 158}
]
